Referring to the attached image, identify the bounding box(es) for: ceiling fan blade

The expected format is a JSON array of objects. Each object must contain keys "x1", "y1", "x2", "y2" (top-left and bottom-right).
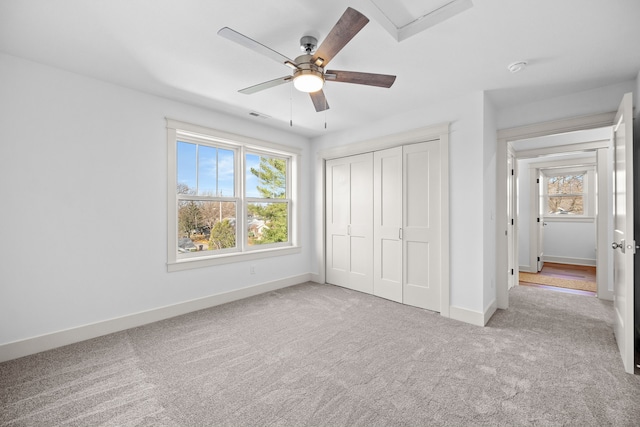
[
  {"x1": 325, "y1": 70, "x2": 396, "y2": 88},
  {"x1": 310, "y1": 90, "x2": 330, "y2": 112},
  {"x1": 218, "y1": 27, "x2": 296, "y2": 68},
  {"x1": 239, "y1": 76, "x2": 292, "y2": 94},
  {"x1": 312, "y1": 7, "x2": 369, "y2": 68}
]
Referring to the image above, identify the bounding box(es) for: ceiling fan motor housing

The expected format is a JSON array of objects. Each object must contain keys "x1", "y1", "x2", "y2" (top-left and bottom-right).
[{"x1": 299, "y1": 35, "x2": 318, "y2": 54}]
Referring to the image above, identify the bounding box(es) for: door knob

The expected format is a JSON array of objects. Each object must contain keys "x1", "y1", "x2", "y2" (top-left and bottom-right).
[{"x1": 612, "y1": 242, "x2": 623, "y2": 250}]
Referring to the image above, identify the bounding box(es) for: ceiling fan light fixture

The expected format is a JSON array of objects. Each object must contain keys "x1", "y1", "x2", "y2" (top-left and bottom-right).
[{"x1": 293, "y1": 69, "x2": 324, "y2": 93}]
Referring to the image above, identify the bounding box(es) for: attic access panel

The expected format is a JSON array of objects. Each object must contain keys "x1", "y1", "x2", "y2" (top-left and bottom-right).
[{"x1": 368, "y1": 0, "x2": 473, "y2": 41}]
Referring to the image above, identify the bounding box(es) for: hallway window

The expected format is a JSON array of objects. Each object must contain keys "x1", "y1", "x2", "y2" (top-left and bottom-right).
[
  {"x1": 547, "y1": 173, "x2": 584, "y2": 214},
  {"x1": 542, "y1": 166, "x2": 594, "y2": 218}
]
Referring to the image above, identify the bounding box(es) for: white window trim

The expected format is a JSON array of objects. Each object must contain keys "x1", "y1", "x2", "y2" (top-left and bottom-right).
[{"x1": 166, "y1": 119, "x2": 301, "y2": 272}]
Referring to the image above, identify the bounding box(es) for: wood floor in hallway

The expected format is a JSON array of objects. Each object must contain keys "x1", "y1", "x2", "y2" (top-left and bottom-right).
[{"x1": 519, "y1": 262, "x2": 596, "y2": 296}]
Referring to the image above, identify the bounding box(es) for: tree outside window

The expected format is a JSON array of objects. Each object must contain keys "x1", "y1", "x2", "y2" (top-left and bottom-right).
[
  {"x1": 246, "y1": 155, "x2": 289, "y2": 246},
  {"x1": 546, "y1": 174, "x2": 585, "y2": 215}
]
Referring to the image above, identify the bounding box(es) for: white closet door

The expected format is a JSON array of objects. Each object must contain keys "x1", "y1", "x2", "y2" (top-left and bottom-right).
[
  {"x1": 373, "y1": 147, "x2": 403, "y2": 302},
  {"x1": 325, "y1": 153, "x2": 373, "y2": 293},
  {"x1": 403, "y1": 141, "x2": 441, "y2": 311}
]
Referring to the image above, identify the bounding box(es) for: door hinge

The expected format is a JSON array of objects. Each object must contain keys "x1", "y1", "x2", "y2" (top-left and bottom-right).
[
  {"x1": 511, "y1": 169, "x2": 514, "y2": 176},
  {"x1": 537, "y1": 217, "x2": 540, "y2": 223},
  {"x1": 536, "y1": 178, "x2": 540, "y2": 184},
  {"x1": 511, "y1": 219, "x2": 514, "y2": 225},
  {"x1": 511, "y1": 269, "x2": 514, "y2": 275},
  {"x1": 537, "y1": 256, "x2": 540, "y2": 262}
]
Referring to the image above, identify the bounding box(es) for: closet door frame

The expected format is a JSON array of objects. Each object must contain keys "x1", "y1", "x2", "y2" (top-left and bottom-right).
[{"x1": 316, "y1": 123, "x2": 450, "y2": 318}]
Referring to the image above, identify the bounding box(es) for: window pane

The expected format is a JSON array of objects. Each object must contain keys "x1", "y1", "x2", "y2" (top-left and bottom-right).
[
  {"x1": 197, "y1": 145, "x2": 217, "y2": 196},
  {"x1": 179, "y1": 143, "x2": 235, "y2": 197},
  {"x1": 178, "y1": 200, "x2": 236, "y2": 253},
  {"x1": 247, "y1": 202, "x2": 288, "y2": 245},
  {"x1": 177, "y1": 141, "x2": 196, "y2": 194},
  {"x1": 548, "y1": 174, "x2": 584, "y2": 195},
  {"x1": 218, "y1": 148, "x2": 235, "y2": 197},
  {"x1": 547, "y1": 196, "x2": 584, "y2": 214},
  {"x1": 246, "y1": 154, "x2": 287, "y2": 198}
]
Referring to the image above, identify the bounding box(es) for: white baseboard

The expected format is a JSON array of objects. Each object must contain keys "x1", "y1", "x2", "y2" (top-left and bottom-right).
[
  {"x1": 449, "y1": 300, "x2": 497, "y2": 327},
  {"x1": 449, "y1": 305, "x2": 482, "y2": 327},
  {"x1": 598, "y1": 287, "x2": 613, "y2": 301},
  {"x1": 0, "y1": 273, "x2": 311, "y2": 363},
  {"x1": 519, "y1": 265, "x2": 535, "y2": 273},
  {"x1": 309, "y1": 273, "x2": 322, "y2": 284},
  {"x1": 484, "y1": 300, "x2": 497, "y2": 325},
  {"x1": 543, "y1": 256, "x2": 596, "y2": 266}
]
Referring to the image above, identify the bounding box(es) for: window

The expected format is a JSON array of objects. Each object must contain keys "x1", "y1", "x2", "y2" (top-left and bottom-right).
[
  {"x1": 547, "y1": 173, "x2": 585, "y2": 214},
  {"x1": 167, "y1": 120, "x2": 300, "y2": 271},
  {"x1": 541, "y1": 166, "x2": 594, "y2": 218}
]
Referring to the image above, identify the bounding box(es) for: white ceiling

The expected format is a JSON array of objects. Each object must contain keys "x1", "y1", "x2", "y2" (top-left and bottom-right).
[{"x1": 1, "y1": 0, "x2": 639, "y2": 138}]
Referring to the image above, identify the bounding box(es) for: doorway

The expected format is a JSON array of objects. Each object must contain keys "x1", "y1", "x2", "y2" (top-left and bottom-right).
[
  {"x1": 509, "y1": 128, "x2": 613, "y2": 301},
  {"x1": 496, "y1": 94, "x2": 636, "y2": 374},
  {"x1": 496, "y1": 112, "x2": 617, "y2": 310}
]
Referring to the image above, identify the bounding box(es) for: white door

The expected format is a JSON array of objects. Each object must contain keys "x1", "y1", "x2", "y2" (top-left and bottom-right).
[
  {"x1": 325, "y1": 153, "x2": 374, "y2": 294},
  {"x1": 507, "y1": 153, "x2": 516, "y2": 288},
  {"x1": 537, "y1": 170, "x2": 545, "y2": 272},
  {"x1": 373, "y1": 147, "x2": 403, "y2": 302},
  {"x1": 403, "y1": 141, "x2": 441, "y2": 311},
  {"x1": 612, "y1": 92, "x2": 635, "y2": 374}
]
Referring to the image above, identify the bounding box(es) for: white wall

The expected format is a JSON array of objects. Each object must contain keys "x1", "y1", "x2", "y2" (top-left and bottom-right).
[
  {"x1": 497, "y1": 80, "x2": 637, "y2": 130},
  {"x1": 312, "y1": 91, "x2": 490, "y2": 315},
  {"x1": 0, "y1": 53, "x2": 312, "y2": 347},
  {"x1": 542, "y1": 222, "x2": 596, "y2": 264},
  {"x1": 483, "y1": 96, "x2": 497, "y2": 312}
]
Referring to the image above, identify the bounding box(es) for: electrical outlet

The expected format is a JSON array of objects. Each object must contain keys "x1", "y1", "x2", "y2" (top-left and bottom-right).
[{"x1": 250, "y1": 265, "x2": 256, "y2": 275}]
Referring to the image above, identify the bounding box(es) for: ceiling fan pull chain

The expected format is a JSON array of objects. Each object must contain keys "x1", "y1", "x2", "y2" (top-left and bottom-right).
[
  {"x1": 290, "y1": 81, "x2": 293, "y2": 127},
  {"x1": 324, "y1": 93, "x2": 328, "y2": 129}
]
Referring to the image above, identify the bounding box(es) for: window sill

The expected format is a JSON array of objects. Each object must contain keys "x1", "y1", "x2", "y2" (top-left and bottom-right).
[
  {"x1": 167, "y1": 246, "x2": 302, "y2": 272},
  {"x1": 543, "y1": 216, "x2": 595, "y2": 223}
]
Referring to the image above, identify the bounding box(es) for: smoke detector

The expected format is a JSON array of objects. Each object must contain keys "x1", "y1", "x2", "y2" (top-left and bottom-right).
[{"x1": 508, "y1": 61, "x2": 528, "y2": 73}]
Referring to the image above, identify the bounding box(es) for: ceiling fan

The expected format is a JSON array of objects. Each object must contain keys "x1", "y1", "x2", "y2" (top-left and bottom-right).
[{"x1": 218, "y1": 7, "x2": 396, "y2": 112}]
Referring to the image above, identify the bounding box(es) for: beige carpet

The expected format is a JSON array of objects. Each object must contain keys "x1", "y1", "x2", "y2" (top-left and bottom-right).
[
  {"x1": 519, "y1": 271, "x2": 597, "y2": 292},
  {"x1": 2, "y1": 283, "x2": 639, "y2": 426}
]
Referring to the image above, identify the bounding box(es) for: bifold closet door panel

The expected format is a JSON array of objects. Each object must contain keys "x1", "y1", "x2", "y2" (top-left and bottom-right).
[
  {"x1": 373, "y1": 147, "x2": 403, "y2": 302},
  {"x1": 325, "y1": 153, "x2": 373, "y2": 294},
  {"x1": 403, "y1": 141, "x2": 441, "y2": 311}
]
